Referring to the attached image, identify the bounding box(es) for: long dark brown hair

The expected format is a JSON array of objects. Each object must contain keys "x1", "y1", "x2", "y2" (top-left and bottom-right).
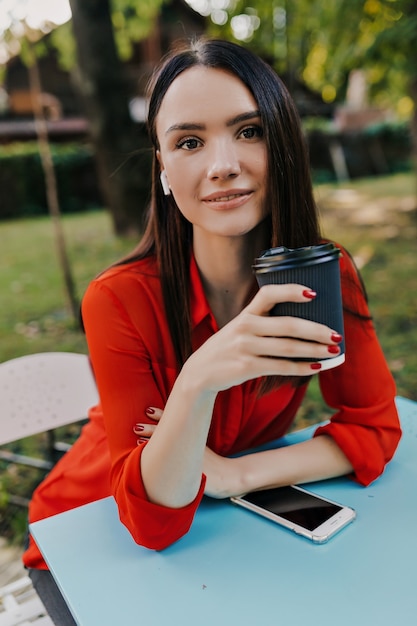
[{"x1": 119, "y1": 38, "x2": 322, "y2": 384}]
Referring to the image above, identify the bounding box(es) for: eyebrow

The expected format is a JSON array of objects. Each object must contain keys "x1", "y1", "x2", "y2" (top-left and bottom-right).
[{"x1": 165, "y1": 110, "x2": 261, "y2": 135}]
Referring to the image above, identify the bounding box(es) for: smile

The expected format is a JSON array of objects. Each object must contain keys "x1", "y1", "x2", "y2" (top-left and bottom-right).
[
  {"x1": 201, "y1": 188, "x2": 254, "y2": 210},
  {"x1": 207, "y1": 193, "x2": 246, "y2": 202}
]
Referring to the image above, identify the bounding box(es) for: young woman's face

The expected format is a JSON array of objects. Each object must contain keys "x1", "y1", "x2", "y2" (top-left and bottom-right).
[{"x1": 155, "y1": 66, "x2": 268, "y2": 240}]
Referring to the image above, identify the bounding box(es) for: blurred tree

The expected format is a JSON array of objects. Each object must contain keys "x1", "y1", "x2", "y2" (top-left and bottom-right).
[
  {"x1": 300, "y1": 0, "x2": 417, "y2": 182},
  {"x1": 205, "y1": 0, "x2": 414, "y2": 111},
  {"x1": 68, "y1": 0, "x2": 164, "y2": 235},
  {"x1": 26, "y1": 45, "x2": 79, "y2": 320},
  {"x1": 2, "y1": 0, "x2": 165, "y2": 235},
  {"x1": 363, "y1": 0, "x2": 417, "y2": 180}
]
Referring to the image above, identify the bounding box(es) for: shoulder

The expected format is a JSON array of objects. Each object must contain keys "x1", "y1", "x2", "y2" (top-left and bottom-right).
[
  {"x1": 329, "y1": 241, "x2": 356, "y2": 273},
  {"x1": 322, "y1": 239, "x2": 362, "y2": 283},
  {"x1": 82, "y1": 255, "x2": 163, "y2": 319},
  {"x1": 330, "y1": 241, "x2": 370, "y2": 318},
  {"x1": 81, "y1": 255, "x2": 178, "y2": 366},
  {"x1": 95, "y1": 255, "x2": 159, "y2": 284},
  {"x1": 90, "y1": 255, "x2": 159, "y2": 293}
]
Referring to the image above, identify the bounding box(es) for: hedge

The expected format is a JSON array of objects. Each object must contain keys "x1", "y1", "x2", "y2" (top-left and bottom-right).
[
  {"x1": 0, "y1": 120, "x2": 412, "y2": 219},
  {"x1": 0, "y1": 142, "x2": 103, "y2": 220},
  {"x1": 304, "y1": 119, "x2": 413, "y2": 183}
]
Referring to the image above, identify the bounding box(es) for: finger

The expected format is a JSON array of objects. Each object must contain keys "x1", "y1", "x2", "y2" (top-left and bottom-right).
[
  {"x1": 145, "y1": 407, "x2": 163, "y2": 421},
  {"x1": 133, "y1": 423, "x2": 156, "y2": 436},
  {"x1": 245, "y1": 314, "x2": 340, "y2": 345},
  {"x1": 232, "y1": 332, "x2": 340, "y2": 369},
  {"x1": 245, "y1": 283, "x2": 316, "y2": 316},
  {"x1": 248, "y1": 354, "x2": 325, "y2": 378},
  {"x1": 256, "y1": 335, "x2": 341, "y2": 361}
]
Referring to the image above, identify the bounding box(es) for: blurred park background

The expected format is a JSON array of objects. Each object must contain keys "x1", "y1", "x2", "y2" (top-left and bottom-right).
[{"x1": 0, "y1": 0, "x2": 416, "y2": 547}]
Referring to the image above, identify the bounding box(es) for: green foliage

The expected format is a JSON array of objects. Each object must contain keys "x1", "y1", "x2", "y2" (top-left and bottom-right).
[
  {"x1": 47, "y1": 0, "x2": 166, "y2": 70},
  {"x1": 49, "y1": 21, "x2": 77, "y2": 71},
  {"x1": 111, "y1": 0, "x2": 166, "y2": 61},
  {"x1": 2, "y1": 0, "x2": 166, "y2": 73},
  {"x1": 0, "y1": 142, "x2": 100, "y2": 219},
  {"x1": 306, "y1": 118, "x2": 412, "y2": 183},
  {"x1": 204, "y1": 0, "x2": 416, "y2": 112}
]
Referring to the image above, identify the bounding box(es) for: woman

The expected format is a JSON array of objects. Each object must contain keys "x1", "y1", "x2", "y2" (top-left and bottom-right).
[{"x1": 24, "y1": 38, "x2": 401, "y2": 624}]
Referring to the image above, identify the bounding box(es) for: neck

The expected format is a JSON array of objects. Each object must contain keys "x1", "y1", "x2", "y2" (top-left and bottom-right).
[{"x1": 193, "y1": 224, "x2": 268, "y2": 327}]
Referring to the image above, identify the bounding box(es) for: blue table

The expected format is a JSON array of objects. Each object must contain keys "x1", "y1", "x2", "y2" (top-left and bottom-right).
[{"x1": 31, "y1": 397, "x2": 417, "y2": 626}]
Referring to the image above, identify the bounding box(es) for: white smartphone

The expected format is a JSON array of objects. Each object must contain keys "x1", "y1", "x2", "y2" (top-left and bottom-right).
[{"x1": 230, "y1": 485, "x2": 356, "y2": 544}]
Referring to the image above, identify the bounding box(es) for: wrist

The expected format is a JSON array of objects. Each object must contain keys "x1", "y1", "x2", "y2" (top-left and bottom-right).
[
  {"x1": 179, "y1": 356, "x2": 218, "y2": 404},
  {"x1": 233, "y1": 455, "x2": 257, "y2": 495}
]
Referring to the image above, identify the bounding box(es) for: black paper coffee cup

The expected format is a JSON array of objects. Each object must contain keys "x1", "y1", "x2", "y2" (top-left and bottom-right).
[{"x1": 253, "y1": 243, "x2": 345, "y2": 370}]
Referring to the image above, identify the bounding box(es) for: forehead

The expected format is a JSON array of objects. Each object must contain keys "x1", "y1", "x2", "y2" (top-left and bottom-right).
[{"x1": 155, "y1": 66, "x2": 258, "y2": 134}]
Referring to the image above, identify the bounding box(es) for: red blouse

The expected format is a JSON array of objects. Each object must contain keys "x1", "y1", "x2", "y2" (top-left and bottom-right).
[{"x1": 23, "y1": 246, "x2": 401, "y2": 568}]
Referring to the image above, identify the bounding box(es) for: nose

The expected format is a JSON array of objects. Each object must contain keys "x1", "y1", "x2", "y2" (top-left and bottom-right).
[{"x1": 206, "y1": 140, "x2": 241, "y2": 180}]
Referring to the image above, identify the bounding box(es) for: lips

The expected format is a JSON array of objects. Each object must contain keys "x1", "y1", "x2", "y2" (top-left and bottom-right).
[
  {"x1": 206, "y1": 193, "x2": 246, "y2": 202},
  {"x1": 201, "y1": 189, "x2": 252, "y2": 203}
]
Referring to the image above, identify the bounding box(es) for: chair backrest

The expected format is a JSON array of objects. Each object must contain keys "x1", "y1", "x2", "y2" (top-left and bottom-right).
[{"x1": 0, "y1": 352, "x2": 99, "y2": 446}]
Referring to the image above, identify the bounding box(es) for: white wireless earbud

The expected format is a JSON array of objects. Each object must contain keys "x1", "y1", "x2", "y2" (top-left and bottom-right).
[{"x1": 160, "y1": 170, "x2": 171, "y2": 196}]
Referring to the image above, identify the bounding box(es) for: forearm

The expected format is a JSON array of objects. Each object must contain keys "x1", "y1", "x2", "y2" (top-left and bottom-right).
[
  {"x1": 232, "y1": 435, "x2": 353, "y2": 495},
  {"x1": 140, "y1": 365, "x2": 217, "y2": 509}
]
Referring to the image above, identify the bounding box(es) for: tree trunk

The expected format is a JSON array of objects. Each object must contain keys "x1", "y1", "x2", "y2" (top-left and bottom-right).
[
  {"x1": 407, "y1": 0, "x2": 417, "y2": 206},
  {"x1": 28, "y1": 46, "x2": 80, "y2": 322},
  {"x1": 410, "y1": 76, "x2": 417, "y2": 203},
  {"x1": 68, "y1": 0, "x2": 152, "y2": 236}
]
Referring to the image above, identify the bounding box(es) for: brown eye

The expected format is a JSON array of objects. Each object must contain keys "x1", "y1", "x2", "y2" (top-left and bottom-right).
[
  {"x1": 240, "y1": 126, "x2": 263, "y2": 140},
  {"x1": 176, "y1": 137, "x2": 202, "y2": 150}
]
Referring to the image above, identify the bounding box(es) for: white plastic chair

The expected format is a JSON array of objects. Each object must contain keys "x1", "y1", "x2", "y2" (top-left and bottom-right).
[
  {"x1": 0, "y1": 577, "x2": 53, "y2": 626},
  {"x1": 0, "y1": 352, "x2": 99, "y2": 626}
]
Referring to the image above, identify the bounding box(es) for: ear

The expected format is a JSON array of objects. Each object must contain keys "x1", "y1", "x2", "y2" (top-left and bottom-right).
[{"x1": 156, "y1": 150, "x2": 164, "y2": 170}]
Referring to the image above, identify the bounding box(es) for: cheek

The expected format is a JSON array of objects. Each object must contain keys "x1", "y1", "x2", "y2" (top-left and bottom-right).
[{"x1": 167, "y1": 160, "x2": 199, "y2": 199}]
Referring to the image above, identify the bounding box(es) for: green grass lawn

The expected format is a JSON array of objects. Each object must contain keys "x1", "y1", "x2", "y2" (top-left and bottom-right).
[
  {"x1": 317, "y1": 173, "x2": 417, "y2": 399},
  {"x1": 1, "y1": 210, "x2": 135, "y2": 361}
]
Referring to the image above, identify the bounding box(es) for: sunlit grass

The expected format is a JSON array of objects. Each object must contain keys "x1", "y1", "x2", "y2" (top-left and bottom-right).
[{"x1": 1, "y1": 210, "x2": 135, "y2": 361}]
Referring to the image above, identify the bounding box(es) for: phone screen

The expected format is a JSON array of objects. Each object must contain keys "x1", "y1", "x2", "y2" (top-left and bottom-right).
[{"x1": 241, "y1": 486, "x2": 343, "y2": 531}]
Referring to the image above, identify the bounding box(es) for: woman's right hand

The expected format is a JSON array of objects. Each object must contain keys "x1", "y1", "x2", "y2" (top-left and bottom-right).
[
  {"x1": 183, "y1": 283, "x2": 342, "y2": 394},
  {"x1": 139, "y1": 283, "x2": 342, "y2": 510}
]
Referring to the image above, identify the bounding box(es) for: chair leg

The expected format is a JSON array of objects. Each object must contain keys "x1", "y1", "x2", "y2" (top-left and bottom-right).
[{"x1": 0, "y1": 575, "x2": 53, "y2": 625}]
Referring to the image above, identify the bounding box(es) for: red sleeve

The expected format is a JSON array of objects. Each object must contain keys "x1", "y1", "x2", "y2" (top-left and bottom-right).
[
  {"x1": 82, "y1": 276, "x2": 205, "y2": 550},
  {"x1": 314, "y1": 246, "x2": 401, "y2": 485}
]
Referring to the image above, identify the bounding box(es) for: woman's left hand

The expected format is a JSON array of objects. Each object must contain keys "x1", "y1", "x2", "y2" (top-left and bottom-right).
[{"x1": 133, "y1": 407, "x2": 162, "y2": 444}]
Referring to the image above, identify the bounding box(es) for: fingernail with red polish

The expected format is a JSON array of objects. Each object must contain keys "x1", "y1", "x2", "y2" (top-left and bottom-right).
[
  {"x1": 328, "y1": 345, "x2": 340, "y2": 354},
  {"x1": 331, "y1": 332, "x2": 343, "y2": 343},
  {"x1": 134, "y1": 424, "x2": 145, "y2": 432},
  {"x1": 146, "y1": 407, "x2": 155, "y2": 415},
  {"x1": 310, "y1": 362, "x2": 322, "y2": 370},
  {"x1": 137, "y1": 437, "x2": 148, "y2": 444},
  {"x1": 303, "y1": 289, "x2": 317, "y2": 299}
]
